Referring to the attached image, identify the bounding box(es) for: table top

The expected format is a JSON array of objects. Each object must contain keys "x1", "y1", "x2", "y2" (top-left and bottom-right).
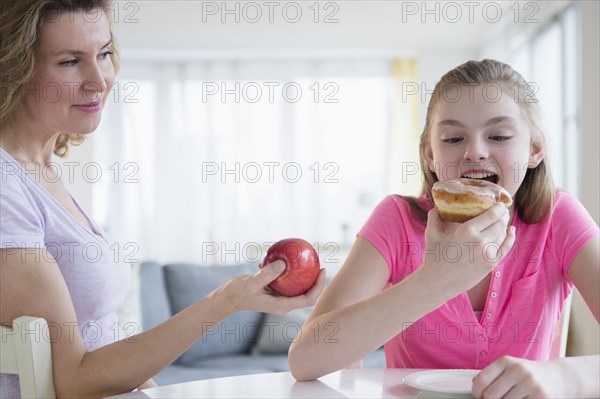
[{"x1": 109, "y1": 368, "x2": 447, "y2": 398}]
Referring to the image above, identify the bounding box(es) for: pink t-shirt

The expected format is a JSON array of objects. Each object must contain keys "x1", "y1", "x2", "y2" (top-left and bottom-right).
[{"x1": 358, "y1": 192, "x2": 598, "y2": 370}]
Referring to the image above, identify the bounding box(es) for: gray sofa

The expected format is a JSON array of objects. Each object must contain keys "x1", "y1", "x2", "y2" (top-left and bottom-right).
[{"x1": 139, "y1": 261, "x2": 385, "y2": 386}]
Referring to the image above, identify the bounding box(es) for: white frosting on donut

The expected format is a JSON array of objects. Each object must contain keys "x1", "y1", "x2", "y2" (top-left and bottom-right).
[{"x1": 432, "y1": 178, "x2": 512, "y2": 205}]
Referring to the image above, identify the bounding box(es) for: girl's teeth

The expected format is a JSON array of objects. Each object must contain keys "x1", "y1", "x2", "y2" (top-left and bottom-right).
[{"x1": 463, "y1": 173, "x2": 491, "y2": 179}]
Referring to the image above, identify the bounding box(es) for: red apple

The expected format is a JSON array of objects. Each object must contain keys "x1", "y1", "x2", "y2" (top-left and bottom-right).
[{"x1": 260, "y1": 238, "x2": 320, "y2": 297}]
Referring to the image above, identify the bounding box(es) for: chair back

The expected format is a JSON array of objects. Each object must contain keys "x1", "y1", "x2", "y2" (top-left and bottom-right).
[
  {"x1": 550, "y1": 292, "x2": 573, "y2": 358},
  {"x1": 0, "y1": 316, "x2": 55, "y2": 399}
]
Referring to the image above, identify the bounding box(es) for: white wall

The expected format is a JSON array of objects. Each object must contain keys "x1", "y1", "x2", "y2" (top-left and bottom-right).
[
  {"x1": 579, "y1": 1, "x2": 600, "y2": 225},
  {"x1": 112, "y1": 1, "x2": 515, "y2": 57},
  {"x1": 416, "y1": 50, "x2": 477, "y2": 127},
  {"x1": 568, "y1": 0, "x2": 600, "y2": 357}
]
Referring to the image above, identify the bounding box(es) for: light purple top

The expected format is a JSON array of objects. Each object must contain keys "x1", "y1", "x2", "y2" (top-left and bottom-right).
[{"x1": 0, "y1": 148, "x2": 131, "y2": 398}]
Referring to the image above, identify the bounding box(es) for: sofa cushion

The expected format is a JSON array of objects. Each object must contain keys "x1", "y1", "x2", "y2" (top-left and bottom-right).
[
  {"x1": 139, "y1": 262, "x2": 172, "y2": 330},
  {"x1": 163, "y1": 263, "x2": 265, "y2": 365},
  {"x1": 253, "y1": 307, "x2": 312, "y2": 355}
]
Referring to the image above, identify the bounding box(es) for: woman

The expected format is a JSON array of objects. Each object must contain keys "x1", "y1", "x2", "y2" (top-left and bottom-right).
[{"x1": 0, "y1": 1, "x2": 325, "y2": 398}]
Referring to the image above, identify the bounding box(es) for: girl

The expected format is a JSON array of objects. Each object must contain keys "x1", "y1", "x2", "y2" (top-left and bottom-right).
[
  {"x1": 0, "y1": 1, "x2": 325, "y2": 398},
  {"x1": 289, "y1": 59, "x2": 599, "y2": 398}
]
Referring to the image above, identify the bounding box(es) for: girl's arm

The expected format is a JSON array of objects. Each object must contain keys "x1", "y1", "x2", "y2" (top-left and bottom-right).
[
  {"x1": 288, "y1": 237, "x2": 453, "y2": 381},
  {"x1": 289, "y1": 204, "x2": 515, "y2": 381},
  {"x1": 473, "y1": 233, "x2": 599, "y2": 398},
  {"x1": 0, "y1": 250, "x2": 325, "y2": 399}
]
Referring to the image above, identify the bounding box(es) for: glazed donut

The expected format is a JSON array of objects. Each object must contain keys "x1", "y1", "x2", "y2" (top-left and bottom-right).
[{"x1": 432, "y1": 178, "x2": 512, "y2": 223}]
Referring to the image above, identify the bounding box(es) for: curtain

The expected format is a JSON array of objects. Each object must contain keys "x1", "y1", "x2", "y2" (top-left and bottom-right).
[
  {"x1": 92, "y1": 58, "x2": 417, "y2": 265},
  {"x1": 386, "y1": 58, "x2": 421, "y2": 196}
]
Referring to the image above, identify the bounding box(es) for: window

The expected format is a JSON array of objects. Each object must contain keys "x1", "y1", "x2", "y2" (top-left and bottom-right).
[
  {"x1": 510, "y1": 5, "x2": 579, "y2": 195},
  {"x1": 93, "y1": 60, "x2": 395, "y2": 264}
]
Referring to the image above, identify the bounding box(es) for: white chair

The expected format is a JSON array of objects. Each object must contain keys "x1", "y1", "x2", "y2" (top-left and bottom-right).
[
  {"x1": 0, "y1": 316, "x2": 55, "y2": 399},
  {"x1": 551, "y1": 292, "x2": 573, "y2": 358}
]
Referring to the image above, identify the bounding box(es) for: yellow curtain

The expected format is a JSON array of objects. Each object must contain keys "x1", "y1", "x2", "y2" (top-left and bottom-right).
[{"x1": 386, "y1": 58, "x2": 421, "y2": 196}]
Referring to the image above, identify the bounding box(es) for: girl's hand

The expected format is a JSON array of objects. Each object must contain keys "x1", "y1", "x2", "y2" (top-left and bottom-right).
[
  {"x1": 472, "y1": 356, "x2": 568, "y2": 398},
  {"x1": 219, "y1": 261, "x2": 326, "y2": 316},
  {"x1": 422, "y1": 203, "x2": 516, "y2": 295}
]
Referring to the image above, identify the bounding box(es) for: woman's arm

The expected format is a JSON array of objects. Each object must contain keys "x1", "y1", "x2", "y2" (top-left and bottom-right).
[
  {"x1": 0, "y1": 249, "x2": 325, "y2": 398},
  {"x1": 473, "y1": 233, "x2": 600, "y2": 398},
  {"x1": 289, "y1": 204, "x2": 515, "y2": 381}
]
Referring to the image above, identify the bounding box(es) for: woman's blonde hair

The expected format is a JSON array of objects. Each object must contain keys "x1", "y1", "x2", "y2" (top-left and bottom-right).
[
  {"x1": 405, "y1": 59, "x2": 555, "y2": 225},
  {"x1": 0, "y1": 0, "x2": 119, "y2": 157}
]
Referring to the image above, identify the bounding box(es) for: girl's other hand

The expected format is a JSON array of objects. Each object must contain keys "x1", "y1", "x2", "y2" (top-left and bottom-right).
[
  {"x1": 219, "y1": 260, "x2": 326, "y2": 316},
  {"x1": 472, "y1": 356, "x2": 568, "y2": 398},
  {"x1": 422, "y1": 203, "x2": 515, "y2": 295}
]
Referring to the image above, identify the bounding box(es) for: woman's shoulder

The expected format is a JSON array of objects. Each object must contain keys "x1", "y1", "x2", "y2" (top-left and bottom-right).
[
  {"x1": 1, "y1": 149, "x2": 27, "y2": 183},
  {"x1": 1, "y1": 157, "x2": 31, "y2": 196},
  {"x1": 0, "y1": 150, "x2": 48, "y2": 221}
]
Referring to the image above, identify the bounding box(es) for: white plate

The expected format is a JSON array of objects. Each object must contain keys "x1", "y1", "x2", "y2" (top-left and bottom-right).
[{"x1": 404, "y1": 369, "x2": 479, "y2": 398}]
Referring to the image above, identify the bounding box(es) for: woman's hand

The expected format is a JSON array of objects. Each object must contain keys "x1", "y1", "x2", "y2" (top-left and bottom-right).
[
  {"x1": 421, "y1": 203, "x2": 516, "y2": 296},
  {"x1": 219, "y1": 260, "x2": 326, "y2": 316},
  {"x1": 472, "y1": 356, "x2": 568, "y2": 398}
]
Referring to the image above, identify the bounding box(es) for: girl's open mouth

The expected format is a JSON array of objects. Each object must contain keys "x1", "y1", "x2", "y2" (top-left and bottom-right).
[{"x1": 461, "y1": 172, "x2": 499, "y2": 184}]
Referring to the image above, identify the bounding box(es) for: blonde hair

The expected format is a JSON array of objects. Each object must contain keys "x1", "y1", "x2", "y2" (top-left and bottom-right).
[
  {"x1": 405, "y1": 59, "x2": 555, "y2": 224},
  {"x1": 0, "y1": 0, "x2": 119, "y2": 157}
]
